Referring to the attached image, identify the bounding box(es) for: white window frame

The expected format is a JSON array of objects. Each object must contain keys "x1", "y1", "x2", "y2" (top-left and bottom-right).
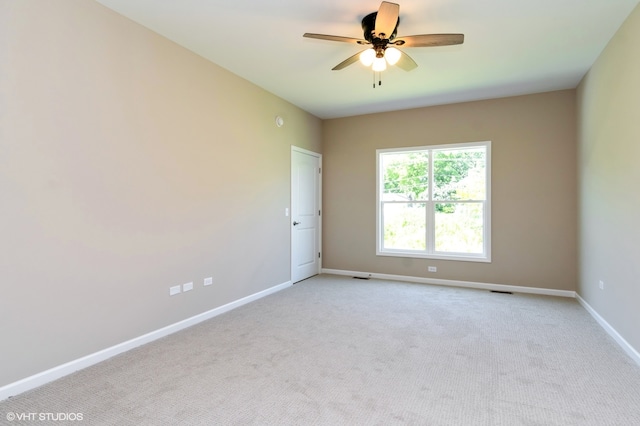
[{"x1": 376, "y1": 141, "x2": 491, "y2": 262}]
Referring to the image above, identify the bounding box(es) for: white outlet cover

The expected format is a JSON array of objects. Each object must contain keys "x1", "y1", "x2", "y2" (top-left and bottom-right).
[
  {"x1": 183, "y1": 282, "x2": 194, "y2": 292},
  {"x1": 204, "y1": 277, "x2": 213, "y2": 286},
  {"x1": 428, "y1": 266, "x2": 437, "y2": 272},
  {"x1": 169, "y1": 285, "x2": 181, "y2": 296}
]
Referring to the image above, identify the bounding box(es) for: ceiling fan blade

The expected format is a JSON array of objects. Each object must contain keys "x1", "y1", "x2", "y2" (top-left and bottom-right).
[
  {"x1": 375, "y1": 2, "x2": 400, "y2": 39},
  {"x1": 332, "y1": 51, "x2": 365, "y2": 70},
  {"x1": 303, "y1": 33, "x2": 367, "y2": 44},
  {"x1": 396, "y1": 34, "x2": 464, "y2": 48},
  {"x1": 395, "y1": 50, "x2": 417, "y2": 71}
]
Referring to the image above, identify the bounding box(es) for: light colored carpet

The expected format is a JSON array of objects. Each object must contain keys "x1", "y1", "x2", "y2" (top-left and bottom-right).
[{"x1": 2, "y1": 274, "x2": 640, "y2": 425}]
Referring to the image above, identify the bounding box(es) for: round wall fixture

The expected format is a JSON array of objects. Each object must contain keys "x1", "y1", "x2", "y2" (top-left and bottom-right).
[{"x1": 275, "y1": 116, "x2": 284, "y2": 127}]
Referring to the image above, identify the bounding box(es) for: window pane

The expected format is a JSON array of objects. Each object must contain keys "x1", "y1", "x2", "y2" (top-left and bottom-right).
[
  {"x1": 383, "y1": 203, "x2": 426, "y2": 250},
  {"x1": 434, "y1": 203, "x2": 484, "y2": 254},
  {"x1": 381, "y1": 151, "x2": 429, "y2": 201},
  {"x1": 433, "y1": 147, "x2": 486, "y2": 201}
]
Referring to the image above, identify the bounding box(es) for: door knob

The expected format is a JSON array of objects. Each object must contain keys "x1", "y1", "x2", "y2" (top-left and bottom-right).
[{"x1": 293, "y1": 221, "x2": 301, "y2": 226}]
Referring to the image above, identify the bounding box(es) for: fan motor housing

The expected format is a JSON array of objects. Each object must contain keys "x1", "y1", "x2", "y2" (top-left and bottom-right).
[{"x1": 361, "y1": 12, "x2": 399, "y2": 43}]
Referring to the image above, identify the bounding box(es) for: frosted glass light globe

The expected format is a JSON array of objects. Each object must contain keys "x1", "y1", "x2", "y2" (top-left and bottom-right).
[
  {"x1": 372, "y1": 57, "x2": 387, "y2": 72},
  {"x1": 384, "y1": 47, "x2": 401, "y2": 65},
  {"x1": 359, "y1": 49, "x2": 376, "y2": 66}
]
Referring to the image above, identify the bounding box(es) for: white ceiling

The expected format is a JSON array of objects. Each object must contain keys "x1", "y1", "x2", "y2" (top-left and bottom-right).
[{"x1": 95, "y1": 0, "x2": 639, "y2": 119}]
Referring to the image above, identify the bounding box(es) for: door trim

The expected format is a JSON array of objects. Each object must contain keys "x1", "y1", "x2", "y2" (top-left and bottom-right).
[{"x1": 291, "y1": 146, "x2": 322, "y2": 282}]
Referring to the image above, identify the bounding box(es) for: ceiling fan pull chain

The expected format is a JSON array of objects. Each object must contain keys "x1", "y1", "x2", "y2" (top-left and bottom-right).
[
  {"x1": 373, "y1": 70, "x2": 376, "y2": 88},
  {"x1": 379, "y1": 72, "x2": 382, "y2": 86}
]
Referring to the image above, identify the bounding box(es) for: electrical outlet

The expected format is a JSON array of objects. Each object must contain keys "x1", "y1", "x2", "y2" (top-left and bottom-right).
[
  {"x1": 599, "y1": 280, "x2": 605, "y2": 290},
  {"x1": 204, "y1": 277, "x2": 213, "y2": 286},
  {"x1": 428, "y1": 266, "x2": 437, "y2": 272},
  {"x1": 169, "y1": 285, "x2": 181, "y2": 296},
  {"x1": 183, "y1": 282, "x2": 194, "y2": 292}
]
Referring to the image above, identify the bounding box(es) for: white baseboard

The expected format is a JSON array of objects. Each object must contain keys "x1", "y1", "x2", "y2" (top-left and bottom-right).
[
  {"x1": 0, "y1": 280, "x2": 292, "y2": 401},
  {"x1": 575, "y1": 294, "x2": 640, "y2": 367},
  {"x1": 322, "y1": 268, "x2": 576, "y2": 298}
]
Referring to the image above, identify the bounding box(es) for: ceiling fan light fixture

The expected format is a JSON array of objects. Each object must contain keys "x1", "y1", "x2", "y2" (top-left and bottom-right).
[
  {"x1": 304, "y1": 1, "x2": 465, "y2": 85},
  {"x1": 384, "y1": 47, "x2": 401, "y2": 65},
  {"x1": 372, "y1": 57, "x2": 387, "y2": 72},
  {"x1": 359, "y1": 49, "x2": 376, "y2": 66}
]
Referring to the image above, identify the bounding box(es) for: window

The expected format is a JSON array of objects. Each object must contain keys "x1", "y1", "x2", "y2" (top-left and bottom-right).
[{"x1": 377, "y1": 141, "x2": 491, "y2": 262}]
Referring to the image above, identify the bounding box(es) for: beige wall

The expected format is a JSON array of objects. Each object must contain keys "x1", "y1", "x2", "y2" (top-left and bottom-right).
[
  {"x1": 577, "y1": 4, "x2": 640, "y2": 353},
  {"x1": 0, "y1": 0, "x2": 321, "y2": 387},
  {"x1": 322, "y1": 90, "x2": 577, "y2": 291}
]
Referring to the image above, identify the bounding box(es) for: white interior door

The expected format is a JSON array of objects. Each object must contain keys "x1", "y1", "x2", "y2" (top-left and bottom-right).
[{"x1": 291, "y1": 147, "x2": 321, "y2": 283}]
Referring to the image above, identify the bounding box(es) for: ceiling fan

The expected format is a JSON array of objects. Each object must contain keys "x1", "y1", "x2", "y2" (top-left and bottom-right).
[{"x1": 303, "y1": 1, "x2": 464, "y2": 74}]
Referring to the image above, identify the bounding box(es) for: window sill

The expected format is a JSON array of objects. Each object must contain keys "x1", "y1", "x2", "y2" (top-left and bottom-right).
[{"x1": 377, "y1": 250, "x2": 491, "y2": 263}]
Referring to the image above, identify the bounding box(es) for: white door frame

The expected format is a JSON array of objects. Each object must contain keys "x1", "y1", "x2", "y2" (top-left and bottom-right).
[{"x1": 291, "y1": 146, "x2": 322, "y2": 283}]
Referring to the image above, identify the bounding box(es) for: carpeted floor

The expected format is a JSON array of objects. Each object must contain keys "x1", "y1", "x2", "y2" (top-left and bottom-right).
[{"x1": 2, "y1": 274, "x2": 640, "y2": 425}]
